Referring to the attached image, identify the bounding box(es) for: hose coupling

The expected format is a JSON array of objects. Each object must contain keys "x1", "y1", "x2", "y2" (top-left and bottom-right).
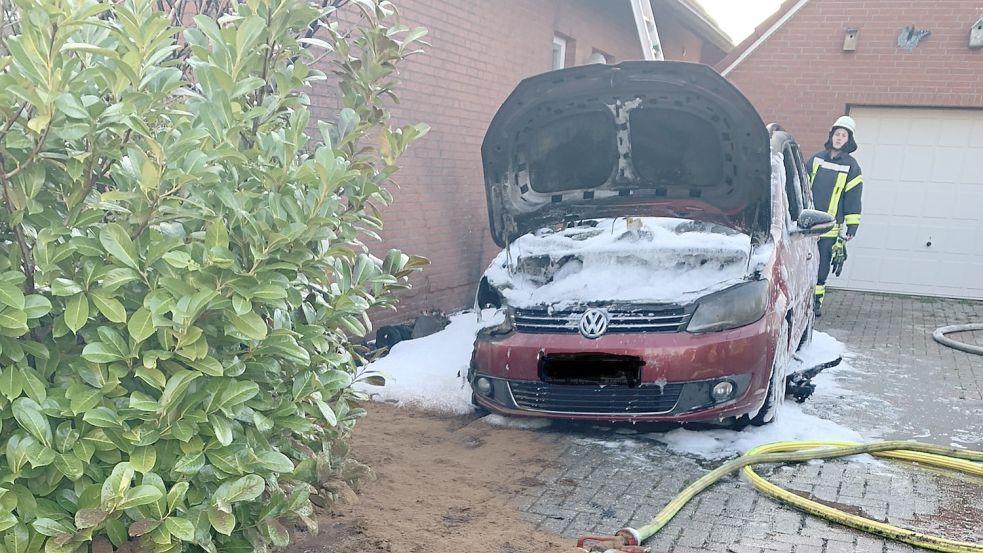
[{"x1": 575, "y1": 528, "x2": 649, "y2": 552}]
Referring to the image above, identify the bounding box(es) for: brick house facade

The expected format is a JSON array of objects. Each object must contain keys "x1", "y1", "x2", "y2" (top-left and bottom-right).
[
  {"x1": 718, "y1": 0, "x2": 983, "y2": 299},
  {"x1": 313, "y1": 0, "x2": 733, "y2": 325},
  {"x1": 718, "y1": 0, "x2": 983, "y2": 157}
]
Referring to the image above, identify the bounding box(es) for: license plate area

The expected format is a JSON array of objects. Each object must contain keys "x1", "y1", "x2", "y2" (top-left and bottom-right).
[{"x1": 539, "y1": 353, "x2": 644, "y2": 386}]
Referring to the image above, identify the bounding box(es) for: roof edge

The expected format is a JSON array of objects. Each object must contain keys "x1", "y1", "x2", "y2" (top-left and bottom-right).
[
  {"x1": 662, "y1": 0, "x2": 734, "y2": 52},
  {"x1": 716, "y1": 0, "x2": 810, "y2": 76}
]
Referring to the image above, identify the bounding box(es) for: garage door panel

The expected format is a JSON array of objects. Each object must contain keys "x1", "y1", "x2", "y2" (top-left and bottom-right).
[
  {"x1": 960, "y1": 156, "x2": 983, "y2": 184},
  {"x1": 971, "y1": 119, "x2": 983, "y2": 147},
  {"x1": 939, "y1": 119, "x2": 973, "y2": 147},
  {"x1": 833, "y1": 107, "x2": 983, "y2": 300},
  {"x1": 908, "y1": 118, "x2": 942, "y2": 146},
  {"x1": 900, "y1": 148, "x2": 932, "y2": 181},
  {"x1": 891, "y1": 181, "x2": 927, "y2": 214},
  {"x1": 875, "y1": 117, "x2": 910, "y2": 145},
  {"x1": 918, "y1": 222, "x2": 975, "y2": 254},
  {"x1": 869, "y1": 145, "x2": 905, "y2": 180},
  {"x1": 930, "y1": 148, "x2": 966, "y2": 183}
]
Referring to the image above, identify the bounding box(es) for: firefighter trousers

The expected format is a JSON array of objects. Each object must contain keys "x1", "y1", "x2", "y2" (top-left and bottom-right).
[{"x1": 815, "y1": 237, "x2": 836, "y2": 305}]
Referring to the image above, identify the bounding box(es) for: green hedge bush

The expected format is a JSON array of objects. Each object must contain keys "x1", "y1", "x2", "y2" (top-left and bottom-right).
[{"x1": 0, "y1": 0, "x2": 427, "y2": 551}]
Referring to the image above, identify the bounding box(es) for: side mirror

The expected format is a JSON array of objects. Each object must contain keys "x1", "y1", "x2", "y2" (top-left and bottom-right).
[{"x1": 794, "y1": 209, "x2": 835, "y2": 236}]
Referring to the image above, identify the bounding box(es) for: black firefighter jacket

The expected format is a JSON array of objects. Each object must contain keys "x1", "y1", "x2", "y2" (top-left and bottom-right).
[{"x1": 807, "y1": 149, "x2": 863, "y2": 239}]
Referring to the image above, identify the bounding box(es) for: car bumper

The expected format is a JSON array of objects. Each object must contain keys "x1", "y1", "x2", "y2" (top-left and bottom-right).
[{"x1": 469, "y1": 314, "x2": 781, "y2": 422}]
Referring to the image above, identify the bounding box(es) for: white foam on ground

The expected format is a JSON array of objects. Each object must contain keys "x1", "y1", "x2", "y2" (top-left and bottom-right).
[{"x1": 354, "y1": 310, "x2": 503, "y2": 414}]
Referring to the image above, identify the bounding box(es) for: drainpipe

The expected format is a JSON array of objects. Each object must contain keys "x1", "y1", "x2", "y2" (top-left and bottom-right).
[{"x1": 629, "y1": 0, "x2": 665, "y2": 60}]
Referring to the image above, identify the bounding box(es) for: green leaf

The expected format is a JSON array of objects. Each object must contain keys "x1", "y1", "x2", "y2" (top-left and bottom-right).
[
  {"x1": 91, "y1": 294, "x2": 127, "y2": 323},
  {"x1": 64, "y1": 294, "x2": 89, "y2": 333},
  {"x1": 167, "y1": 482, "x2": 190, "y2": 513},
  {"x1": 81, "y1": 342, "x2": 124, "y2": 364},
  {"x1": 100, "y1": 268, "x2": 141, "y2": 291},
  {"x1": 54, "y1": 452, "x2": 84, "y2": 480},
  {"x1": 130, "y1": 446, "x2": 157, "y2": 473},
  {"x1": 0, "y1": 281, "x2": 25, "y2": 310},
  {"x1": 128, "y1": 308, "x2": 155, "y2": 343},
  {"x1": 67, "y1": 382, "x2": 102, "y2": 414},
  {"x1": 99, "y1": 223, "x2": 140, "y2": 270},
  {"x1": 129, "y1": 391, "x2": 159, "y2": 412},
  {"x1": 82, "y1": 407, "x2": 121, "y2": 428},
  {"x1": 23, "y1": 295, "x2": 52, "y2": 319},
  {"x1": 232, "y1": 295, "x2": 251, "y2": 316},
  {"x1": 12, "y1": 397, "x2": 52, "y2": 446},
  {"x1": 0, "y1": 512, "x2": 17, "y2": 532},
  {"x1": 159, "y1": 370, "x2": 200, "y2": 412},
  {"x1": 32, "y1": 517, "x2": 74, "y2": 538},
  {"x1": 206, "y1": 219, "x2": 229, "y2": 250},
  {"x1": 162, "y1": 251, "x2": 194, "y2": 268},
  {"x1": 251, "y1": 285, "x2": 287, "y2": 301},
  {"x1": 228, "y1": 310, "x2": 267, "y2": 340},
  {"x1": 119, "y1": 485, "x2": 164, "y2": 510},
  {"x1": 215, "y1": 474, "x2": 265, "y2": 505},
  {"x1": 220, "y1": 381, "x2": 259, "y2": 409},
  {"x1": 315, "y1": 398, "x2": 338, "y2": 427},
  {"x1": 164, "y1": 517, "x2": 195, "y2": 541},
  {"x1": 0, "y1": 307, "x2": 28, "y2": 333},
  {"x1": 5, "y1": 522, "x2": 29, "y2": 553},
  {"x1": 50, "y1": 278, "x2": 83, "y2": 296},
  {"x1": 188, "y1": 356, "x2": 223, "y2": 376},
  {"x1": 0, "y1": 365, "x2": 24, "y2": 400},
  {"x1": 173, "y1": 452, "x2": 205, "y2": 474},
  {"x1": 207, "y1": 507, "x2": 235, "y2": 536},
  {"x1": 254, "y1": 451, "x2": 294, "y2": 474},
  {"x1": 209, "y1": 414, "x2": 233, "y2": 446}
]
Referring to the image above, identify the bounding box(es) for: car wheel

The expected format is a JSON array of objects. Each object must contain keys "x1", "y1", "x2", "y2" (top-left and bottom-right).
[
  {"x1": 750, "y1": 322, "x2": 790, "y2": 426},
  {"x1": 797, "y1": 310, "x2": 814, "y2": 352}
]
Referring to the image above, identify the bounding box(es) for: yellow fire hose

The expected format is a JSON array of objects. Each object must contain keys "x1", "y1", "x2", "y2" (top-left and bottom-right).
[{"x1": 576, "y1": 441, "x2": 983, "y2": 553}]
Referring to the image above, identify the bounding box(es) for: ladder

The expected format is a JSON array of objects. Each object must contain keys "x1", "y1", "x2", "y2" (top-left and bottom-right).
[{"x1": 629, "y1": 0, "x2": 664, "y2": 61}]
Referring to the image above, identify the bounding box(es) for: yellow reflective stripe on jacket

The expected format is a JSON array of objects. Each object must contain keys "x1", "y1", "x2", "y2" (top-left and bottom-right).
[
  {"x1": 827, "y1": 172, "x2": 848, "y2": 218},
  {"x1": 845, "y1": 175, "x2": 863, "y2": 191},
  {"x1": 810, "y1": 158, "x2": 821, "y2": 183},
  {"x1": 821, "y1": 224, "x2": 840, "y2": 238},
  {"x1": 844, "y1": 214, "x2": 861, "y2": 225}
]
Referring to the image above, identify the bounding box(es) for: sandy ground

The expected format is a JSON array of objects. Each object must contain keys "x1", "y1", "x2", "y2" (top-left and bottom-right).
[{"x1": 287, "y1": 402, "x2": 577, "y2": 553}]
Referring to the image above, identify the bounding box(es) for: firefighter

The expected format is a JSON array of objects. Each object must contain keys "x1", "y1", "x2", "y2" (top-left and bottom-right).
[{"x1": 807, "y1": 116, "x2": 863, "y2": 317}]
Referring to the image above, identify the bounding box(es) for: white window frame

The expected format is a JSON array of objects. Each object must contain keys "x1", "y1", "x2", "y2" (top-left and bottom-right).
[{"x1": 552, "y1": 35, "x2": 567, "y2": 70}]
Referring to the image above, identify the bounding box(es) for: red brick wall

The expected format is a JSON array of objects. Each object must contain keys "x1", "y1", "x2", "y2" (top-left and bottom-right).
[
  {"x1": 310, "y1": 0, "x2": 644, "y2": 326},
  {"x1": 723, "y1": 0, "x2": 983, "y2": 155}
]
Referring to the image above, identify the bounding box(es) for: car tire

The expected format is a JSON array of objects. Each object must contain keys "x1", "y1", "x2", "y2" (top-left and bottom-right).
[
  {"x1": 797, "y1": 310, "x2": 814, "y2": 352},
  {"x1": 750, "y1": 322, "x2": 790, "y2": 426}
]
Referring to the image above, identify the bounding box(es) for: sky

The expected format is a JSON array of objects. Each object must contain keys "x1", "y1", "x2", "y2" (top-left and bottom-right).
[{"x1": 694, "y1": 0, "x2": 785, "y2": 43}]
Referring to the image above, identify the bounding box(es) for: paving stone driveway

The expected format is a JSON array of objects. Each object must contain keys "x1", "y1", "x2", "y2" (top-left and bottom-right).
[{"x1": 511, "y1": 291, "x2": 983, "y2": 552}]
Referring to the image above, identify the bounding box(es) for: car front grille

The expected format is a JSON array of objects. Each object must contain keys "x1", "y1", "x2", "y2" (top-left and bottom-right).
[
  {"x1": 508, "y1": 381, "x2": 684, "y2": 414},
  {"x1": 513, "y1": 307, "x2": 689, "y2": 334}
]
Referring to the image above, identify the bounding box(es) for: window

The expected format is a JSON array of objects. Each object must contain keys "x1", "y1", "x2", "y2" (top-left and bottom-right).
[
  {"x1": 791, "y1": 144, "x2": 814, "y2": 208},
  {"x1": 782, "y1": 145, "x2": 803, "y2": 222},
  {"x1": 552, "y1": 35, "x2": 567, "y2": 70}
]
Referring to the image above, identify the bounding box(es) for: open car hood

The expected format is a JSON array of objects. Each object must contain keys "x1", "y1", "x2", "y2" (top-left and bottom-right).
[{"x1": 481, "y1": 61, "x2": 771, "y2": 247}]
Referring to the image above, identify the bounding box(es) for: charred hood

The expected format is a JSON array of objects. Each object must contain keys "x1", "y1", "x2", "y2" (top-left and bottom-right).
[{"x1": 481, "y1": 61, "x2": 771, "y2": 247}]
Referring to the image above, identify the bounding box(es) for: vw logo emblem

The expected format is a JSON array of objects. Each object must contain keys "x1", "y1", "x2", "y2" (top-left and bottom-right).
[{"x1": 579, "y1": 308, "x2": 609, "y2": 339}]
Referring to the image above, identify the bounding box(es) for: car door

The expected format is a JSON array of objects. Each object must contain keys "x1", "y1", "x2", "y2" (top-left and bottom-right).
[{"x1": 778, "y1": 139, "x2": 816, "y2": 341}]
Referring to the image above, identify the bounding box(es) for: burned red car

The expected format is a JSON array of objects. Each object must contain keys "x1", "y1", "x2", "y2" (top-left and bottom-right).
[{"x1": 468, "y1": 61, "x2": 833, "y2": 426}]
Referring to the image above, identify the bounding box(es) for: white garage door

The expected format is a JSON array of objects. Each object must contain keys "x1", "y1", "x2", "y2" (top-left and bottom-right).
[{"x1": 831, "y1": 107, "x2": 983, "y2": 300}]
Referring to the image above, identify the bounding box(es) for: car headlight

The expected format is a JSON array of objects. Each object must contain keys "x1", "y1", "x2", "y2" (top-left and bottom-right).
[{"x1": 687, "y1": 280, "x2": 769, "y2": 333}]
